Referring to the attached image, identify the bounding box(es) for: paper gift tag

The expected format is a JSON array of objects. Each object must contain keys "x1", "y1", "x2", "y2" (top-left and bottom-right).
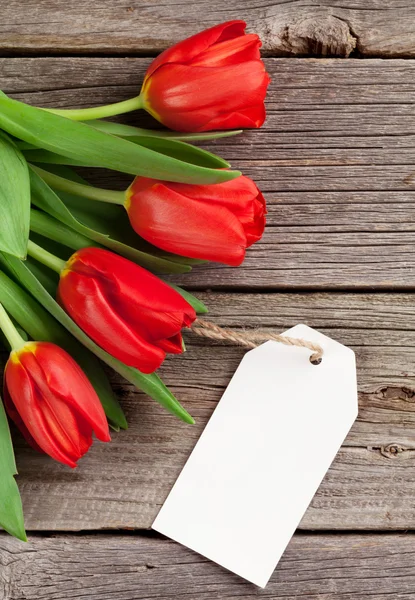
[{"x1": 153, "y1": 324, "x2": 358, "y2": 588}]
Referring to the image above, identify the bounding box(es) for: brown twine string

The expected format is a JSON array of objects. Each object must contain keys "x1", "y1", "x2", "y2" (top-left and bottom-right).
[{"x1": 191, "y1": 319, "x2": 323, "y2": 364}]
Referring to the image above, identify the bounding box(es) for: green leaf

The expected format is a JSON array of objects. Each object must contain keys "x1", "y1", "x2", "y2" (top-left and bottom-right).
[
  {"x1": 0, "y1": 394, "x2": 26, "y2": 541},
  {"x1": 0, "y1": 254, "x2": 194, "y2": 424},
  {"x1": 0, "y1": 93, "x2": 240, "y2": 184},
  {"x1": 168, "y1": 283, "x2": 208, "y2": 315},
  {"x1": 30, "y1": 209, "x2": 97, "y2": 251},
  {"x1": 23, "y1": 137, "x2": 229, "y2": 169},
  {"x1": 129, "y1": 137, "x2": 229, "y2": 168},
  {"x1": 29, "y1": 168, "x2": 191, "y2": 274},
  {"x1": 87, "y1": 119, "x2": 243, "y2": 141},
  {"x1": 23, "y1": 150, "x2": 98, "y2": 168},
  {"x1": 12, "y1": 140, "x2": 37, "y2": 151},
  {"x1": 0, "y1": 269, "x2": 126, "y2": 430},
  {"x1": 0, "y1": 131, "x2": 30, "y2": 258}
]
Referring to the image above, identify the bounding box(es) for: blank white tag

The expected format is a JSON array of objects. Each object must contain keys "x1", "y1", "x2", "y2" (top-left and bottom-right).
[{"x1": 153, "y1": 325, "x2": 358, "y2": 588}]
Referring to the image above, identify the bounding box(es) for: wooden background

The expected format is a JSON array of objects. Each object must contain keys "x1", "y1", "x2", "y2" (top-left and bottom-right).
[{"x1": 1, "y1": 2, "x2": 415, "y2": 598}]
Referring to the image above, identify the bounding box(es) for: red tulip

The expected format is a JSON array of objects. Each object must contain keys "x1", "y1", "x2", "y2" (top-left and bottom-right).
[
  {"x1": 126, "y1": 174, "x2": 266, "y2": 266},
  {"x1": 140, "y1": 20, "x2": 270, "y2": 132},
  {"x1": 4, "y1": 342, "x2": 110, "y2": 468},
  {"x1": 58, "y1": 248, "x2": 196, "y2": 374}
]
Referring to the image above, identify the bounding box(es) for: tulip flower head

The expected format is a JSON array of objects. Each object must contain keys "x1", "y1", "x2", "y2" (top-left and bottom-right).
[
  {"x1": 4, "y1": 342, "x2": 110, "y2": 468},
  {"x1": 140, "y1": 20, "x2": 270, "y2": 132},
  {"x1": 126, "y1": 174, "x2": 266, "y2": 266},
  {"x1": 58, "y1": 248, "x2": 196, "y2": 374}
]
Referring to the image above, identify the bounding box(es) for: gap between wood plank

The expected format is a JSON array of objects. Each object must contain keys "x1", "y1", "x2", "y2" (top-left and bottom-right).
[
  {"x1": 20, "y1": 529, "x2": 415, "y2": 537},
  {"x1": 3, "y1": 53, "x2": 415, "y2": 60}
]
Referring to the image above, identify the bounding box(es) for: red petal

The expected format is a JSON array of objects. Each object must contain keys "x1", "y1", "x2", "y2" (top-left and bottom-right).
[
  {"x1": 239, "y1": 191, "x2": 267, "y2": 246},
  {"x1": 208, "y1": 94, "x2": 269, "y2": 128},
  {"x1": 198, "y1": 103, "x2": 267, "y2": 131},
  {"x1": 18, "y1": 349, "x2": 94, "y2": 460},
  {"x1": 59, "y1": 271, "x2": 166, "y2": 373},
  {"x1": 159, "y1": 176, "x2": 266, "y2": 244},
  {"x1": 167, "y1": 175, "x2": 260, "y2": 213},
  {"x1": 144, "y1": 21, "x2": 247, "y2": 79},
  {"x1": 191, "y1": 34, "x2": 261, "y2": 67},
  {"x1": 31, "y1": 343, "x2": 110, "y2": 443},
  {"x1": 128, "y1": 182, "x2": 246, "y2": 265},
  {"x1": 5, "y1": 355, "x2": 79, "y2": 468},
  {"x1": 3, "y1": 380, "x2": 44, "y2": 454},
  {"x1": 143, "y1": 61, "x2": 269, "y2": 132},
  {"x1": 153, "y1": 333, "x2": 184, "y2": 354},
  {"x1": 66, "y1": 247, "x2": 196, "y2": 336},
  {"x1": 114, "y1": 301, "x2": 188, "y2": 353}
]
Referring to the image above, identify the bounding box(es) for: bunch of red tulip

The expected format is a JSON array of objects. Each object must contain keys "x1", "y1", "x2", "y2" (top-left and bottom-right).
[{"x1": 0, "y1": 21, "x2": 269, "y2": 540}]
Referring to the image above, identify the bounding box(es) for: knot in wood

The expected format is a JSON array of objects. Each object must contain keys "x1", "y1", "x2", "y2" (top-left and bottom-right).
[
  {"x1": 279, "y1": 15, "x2": 357, "y2": 57},
  {"x1": 380, "y1": 443, "x2": 405, "y2": 459}
]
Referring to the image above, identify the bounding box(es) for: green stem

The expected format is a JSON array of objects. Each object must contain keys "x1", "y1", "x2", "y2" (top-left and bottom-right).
[
  {"x1": 31, "y1": 165, "x2": 125, "y2": 205},
  {"x1": 27, "y1": 240, "x2": 66, "y2": 275},
  {"x1": 42, "y1": 95, "x2": 144, "y2": 121},
  {"x1": 0, "y1": 303, "x2": 26, "y2": 351}
]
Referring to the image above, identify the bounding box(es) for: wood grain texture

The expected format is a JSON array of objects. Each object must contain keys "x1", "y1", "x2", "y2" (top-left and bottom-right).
[
  {"x1": 4, "y1": 56, "x2": 415, "y2": 289},
  {"x1": 0, "y1": 1, "x2": 414, "y2": 58},
  {"x1": 11, "y1": 292, "x2": 415, "y2": 532},
  {"x1": 1, "y1": 532, "x2": 415, "y2": 600}
]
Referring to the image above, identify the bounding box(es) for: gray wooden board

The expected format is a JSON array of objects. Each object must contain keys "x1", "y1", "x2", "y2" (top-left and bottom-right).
[
  {"x1": 9, "y1": 292, "x2": 415, "y2": 532},
  {"x1": 1, "y1": 532, "x2": 415, "y2": 600},
  {"x1": 1, "y1": 1, "x2": 415, "y2": 58},
  {"x1": 4, "y1": 57, "x2": 415, "y2": 289}
]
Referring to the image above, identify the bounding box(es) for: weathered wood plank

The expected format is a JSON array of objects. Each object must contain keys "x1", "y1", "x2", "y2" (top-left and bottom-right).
[
  {"x1": 1, "y1": 1, "x2": 414, "y2": 58},
  {"x1": 4, "y1": 57, "x2": 415, "y2": 289},
  {"x1": 1, "y1": 532, "x2": 414, "y2": 600},
  {"x1": 11, "y1": 293, "x2": 415, "y2": 532}
]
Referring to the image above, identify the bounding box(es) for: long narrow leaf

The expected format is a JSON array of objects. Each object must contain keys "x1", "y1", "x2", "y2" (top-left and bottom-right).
[
  {"x1": 0, "y1": 254, "x2": 194, "y2": 424},
  {"x1": 87, "y1": 119, "x2": 243, "y2": 141},
  {"x1": 127, "y1": 137, "x2": 229, "y2": 168},
  {"x1": 0, "y1": 269, "x2": 126, "y2": 430},
  {"x1": 23, "y1": 137, "x2": 229, "y2": 169},
  {"x1": 0, "y1": 131, "x2": 30, "y2": 258},
  {"x1": 0, "y1": 94, "x2": 239, "y2": 184},
  {"x1": 167, "y1": 283, "x2": 208, "y2": 314},
  {"x1": 0, "y1": 395, "x2": 26, "y2": 541},
  {"x1": 24, "y1": 150, "x2": 97, "y2": 168}
]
